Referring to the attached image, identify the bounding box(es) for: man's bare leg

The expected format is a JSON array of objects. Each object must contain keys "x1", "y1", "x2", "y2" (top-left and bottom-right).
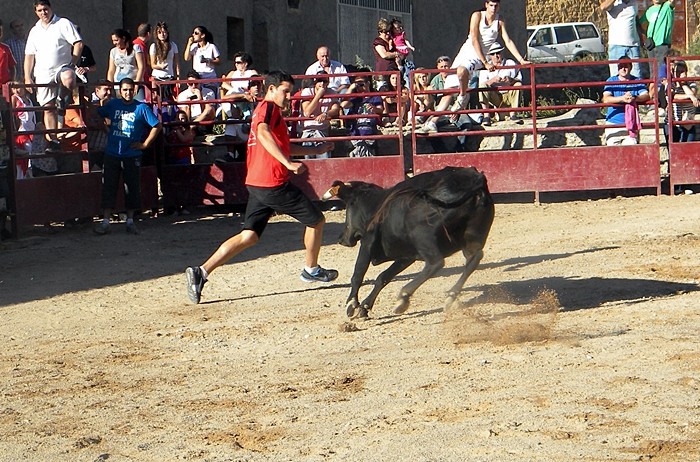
[
  {"x1": 303, "y1": 219, "x2": 325, "y2": 269},
  {"x1": 43, "y1": 104, "x2": 59, "y2": 143},
  {"x1": 202, "y1": 229, "x2": 259, "y2": 275}
]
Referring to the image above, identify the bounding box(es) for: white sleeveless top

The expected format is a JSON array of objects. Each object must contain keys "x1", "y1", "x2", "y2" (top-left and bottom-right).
[
  {"x1": 452, "y1": 12, "x2": 500, "y2": 69},
  {"x1": 474, "y1": 12, "x2": 500, "y2": 57}
]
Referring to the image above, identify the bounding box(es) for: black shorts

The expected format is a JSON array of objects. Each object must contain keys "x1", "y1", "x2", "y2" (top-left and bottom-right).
[{"x1": 244, "y1": 182, "x2": 324, "y2": 237}]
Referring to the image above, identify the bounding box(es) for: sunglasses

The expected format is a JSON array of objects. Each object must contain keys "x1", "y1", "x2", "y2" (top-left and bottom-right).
[
  {"x1": 192, "y1": 31, "x2": 201, "y2": 36},
  {"x1": 235, "y1": 60, "x2": 245, "y2": 64},
  {"x1": 355, "y1": 81, "x2": 366, "y2": 86}
]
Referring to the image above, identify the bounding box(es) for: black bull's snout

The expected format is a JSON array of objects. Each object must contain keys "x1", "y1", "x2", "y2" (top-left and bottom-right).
[
  {"x1": 338, "y1": 227, "x2": 359, "y2": 247},
  {"x1": 321, "y1": 183, "x2": 360, "y2": 248}
]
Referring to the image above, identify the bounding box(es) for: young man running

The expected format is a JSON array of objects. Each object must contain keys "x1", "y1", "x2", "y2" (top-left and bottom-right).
[{"x1": 185, "y1": 70, "x2": 337, "y2": 304}]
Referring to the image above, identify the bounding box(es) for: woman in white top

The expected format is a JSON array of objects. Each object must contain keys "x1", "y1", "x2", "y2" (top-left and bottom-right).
[
  {"x1": 221, "y1": 52, "x2": 259, "y2": 147},
  {"x1": 150, "y1": 22, "x2": 180, "y2": 80},
  {"x1": 183, "y1": 25, "x2": 220, "y2": 93},
  {"x1": 150, "y1": 22, "x2": 180, "y2": 100},
  {"x1": 221, "y1": 51, "x2": 257, "y2": 117},
  {"x1": 107, "y1": 28, "x2": 145, "y2": 100}
]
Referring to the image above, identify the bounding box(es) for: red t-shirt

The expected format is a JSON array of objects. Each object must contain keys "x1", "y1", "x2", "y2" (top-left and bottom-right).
[
  {"x1": 0, "y1": 43, "x2": 17, "y2": 85},
  {"x1": 245, "y1": 100, "x2": 291, "y2": 188},
  {"x1": 132, "y1": 37, "x2": 151, "y2": 80},
  {"x1": 373, "y1": 36, "x2": 398, "y2": 73}
]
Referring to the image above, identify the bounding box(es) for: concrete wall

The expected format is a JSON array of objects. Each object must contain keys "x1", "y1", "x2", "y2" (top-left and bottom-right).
[
  {"x1": 2, "y1": 0, "x2": 121, "y2": 80},
  {"x1": 252, "y1": 0, "x2": 339, "y2": 74},
  {"x1": 146, "y1": 0, "x2": 254, "y2": 75},
  {"x1": 1, "y1": 0, "x2": 255, "y2": 81},
  {"x1": 412, "y1": 0, "x2": 528, "y2": 69},
  {"x1": 2, "y1": 0, "x2": 529, "y2": 82}
]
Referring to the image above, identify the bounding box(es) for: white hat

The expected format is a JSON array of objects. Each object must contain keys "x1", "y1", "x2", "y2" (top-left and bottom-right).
[{"x1": 488, "y1": 42, "x2": 504, "y2": 54}]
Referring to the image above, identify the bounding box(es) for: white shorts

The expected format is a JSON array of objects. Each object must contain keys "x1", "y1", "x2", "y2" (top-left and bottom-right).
[
  {"x1": 604, "y1": 126, "x2": 637, "y2": 145},
  {"x1": 445, "y1": 51, "x2": 483, "y2": 89},
  {"x1": 35, "y1": 66, "x2": 75, "y2": 106}
]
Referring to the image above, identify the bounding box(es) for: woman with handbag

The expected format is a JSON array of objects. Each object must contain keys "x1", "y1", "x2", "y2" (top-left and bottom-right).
[{"x1": 640, "y1": 0, "x2": 674, "y2": 70}]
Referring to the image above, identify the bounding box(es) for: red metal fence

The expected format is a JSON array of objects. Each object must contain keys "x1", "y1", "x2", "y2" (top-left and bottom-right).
[{"x1": 2, "y1": 56, "x2": 699, "y2": 236}]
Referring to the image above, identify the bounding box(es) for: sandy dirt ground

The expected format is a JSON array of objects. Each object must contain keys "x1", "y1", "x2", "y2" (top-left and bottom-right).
[{"x1": 2, "y1": 193, "x2": 700, "y2": 462}]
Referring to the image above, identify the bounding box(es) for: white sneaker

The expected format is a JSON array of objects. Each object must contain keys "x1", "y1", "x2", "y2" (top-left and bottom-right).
[
  {"x1": 450, "y1": 95, "x2": 468, "y2": 112},
  {"x1": 416, "y1": 121, "x2": 437, "y2": 134},
  {"x1": 76, "y1": 72, "x2": 88, "y2": 84}
]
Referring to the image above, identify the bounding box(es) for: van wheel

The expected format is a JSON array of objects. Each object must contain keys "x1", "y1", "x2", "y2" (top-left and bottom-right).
[{"x1": 573, "y1": 52, "x2": 593, "y2": 62}]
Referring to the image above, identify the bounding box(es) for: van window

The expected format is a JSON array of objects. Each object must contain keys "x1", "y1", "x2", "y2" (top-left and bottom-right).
[
  {"x1": 554, "y1": 26, "x2": 577, "y2": 44},
  {"x1": 576, "y1": 24, "x2": 599, "y2": 39},
  {"x1": 531, "y1": 28, "x2": 553, "y2": 46}
]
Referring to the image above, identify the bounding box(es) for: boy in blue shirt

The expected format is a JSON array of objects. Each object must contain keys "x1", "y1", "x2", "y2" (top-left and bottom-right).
[{"x1": 94, "y1": 77, "x2": 161, "y2": 235}]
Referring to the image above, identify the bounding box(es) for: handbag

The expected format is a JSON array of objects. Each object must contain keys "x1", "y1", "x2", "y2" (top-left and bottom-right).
[
  {"x1": 643, "y1": 2, "x2": 669, "y2": 52},
  {"x1": 643, "y1": 37, "x2": 655, "y2": 51}
]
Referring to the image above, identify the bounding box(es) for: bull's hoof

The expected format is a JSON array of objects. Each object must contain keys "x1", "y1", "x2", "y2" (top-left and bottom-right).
[
  {"x1": 393, "y1": 297, "x2": 410, "y2": 314},
  {"x1": 444, "y1": 294, "x2": 457, "y2": 311},
  {"x1": 346, "y1": 299, "x2": 359, "y2": 318},
  {"x1": 357, "y1": 306, "x2": 369, "y2": 318}
]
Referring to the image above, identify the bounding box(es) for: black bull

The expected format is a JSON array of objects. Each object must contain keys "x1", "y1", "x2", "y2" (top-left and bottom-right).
[{"x1": 323, "y1": 166, "x2": 495, "y2": 318}]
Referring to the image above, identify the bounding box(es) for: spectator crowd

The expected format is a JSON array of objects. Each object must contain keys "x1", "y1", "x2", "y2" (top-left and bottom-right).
[{"x1": 0, "y1": 0, "x2": 698, "y2": 237}]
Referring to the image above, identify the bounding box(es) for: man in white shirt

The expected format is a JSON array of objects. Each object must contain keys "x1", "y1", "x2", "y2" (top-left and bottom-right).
[
  {"x1": 24, "y1": 0, "x2": 83, "y2": 152},
  {"x1": 300, "y1": 72, "x2": 341, "y2": 159},
  {"x1": 177, "y1": 70, "x2": 217, "y2": 162},
  {"x1": 177, "y1": 70, "x2": 216, "y2": 123},
  {"x1": 600, "y1": 0, "x2": 642, "y2": 78},
  {"x1": 304, "y1": 46, "x2": 350, "y2": 92},
  {"x1": 478, "y1": 42, "x2": 522, "y2": 124}
]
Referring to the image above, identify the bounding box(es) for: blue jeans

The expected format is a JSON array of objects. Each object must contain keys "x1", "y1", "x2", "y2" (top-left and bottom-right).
[
  {"x1": 664, "y1": 124, "x2": 697, "y2": 143},
  {"x1": 608, "y1": 45, "x2": 642, "y2": 78}
]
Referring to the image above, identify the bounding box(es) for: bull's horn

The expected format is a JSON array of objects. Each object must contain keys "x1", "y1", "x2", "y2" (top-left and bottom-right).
[{"x1": 321, "y1": 185, "x2": 341, "y2": 201}]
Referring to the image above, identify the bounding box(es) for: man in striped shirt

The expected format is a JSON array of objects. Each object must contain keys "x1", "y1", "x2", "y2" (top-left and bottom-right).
[{"x1": 3, "y1": 19, "x2": 25, "y2": 81}]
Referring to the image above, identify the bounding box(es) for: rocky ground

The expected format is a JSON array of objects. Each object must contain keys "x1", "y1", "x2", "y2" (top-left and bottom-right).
[{"x1": 2, "y1": 193, "x2": 700, "y2": 461}]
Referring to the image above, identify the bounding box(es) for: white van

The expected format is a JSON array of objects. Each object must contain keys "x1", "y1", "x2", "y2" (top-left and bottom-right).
[{"x1": 526, "y1": 22, "x2": 605, "y2": 63}]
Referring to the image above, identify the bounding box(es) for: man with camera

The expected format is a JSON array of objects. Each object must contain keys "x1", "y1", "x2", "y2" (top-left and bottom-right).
[
  {"x1": 177, "y1": 70, "x2": 216, "y2": 162},
  {"x1": 177, "y1": 69, "x2": 216, "y2": 123},
  {"x1": 300, "y1": 71, "x2": 341, "y2": 159}
]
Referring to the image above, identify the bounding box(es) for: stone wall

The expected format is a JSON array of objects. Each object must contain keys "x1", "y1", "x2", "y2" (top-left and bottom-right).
[
  {"x1": 527, "y1": 0, "x2": 700, "y2": 52},
  {"x1": 526, "y1": 0, "x2": 605, "y2": 26}
]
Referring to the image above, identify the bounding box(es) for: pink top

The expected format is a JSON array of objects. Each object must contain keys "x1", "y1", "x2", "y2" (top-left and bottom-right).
[{"x1": 392, "y1": 31, "x2": 410, "y2": 56}]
